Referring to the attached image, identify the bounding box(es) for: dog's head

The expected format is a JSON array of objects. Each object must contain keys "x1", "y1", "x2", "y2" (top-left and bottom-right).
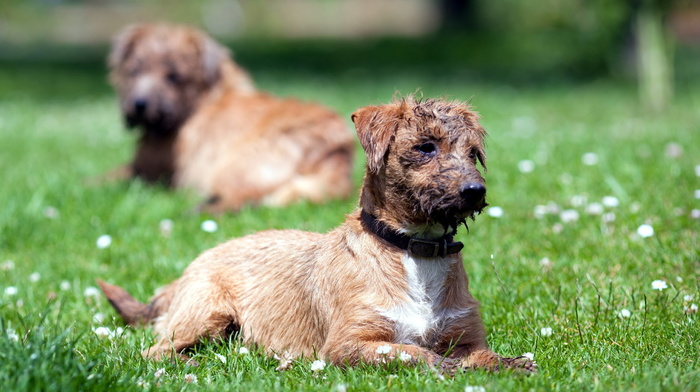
[
  {"x1": 353, "y1": 97, "x2": 488, "y2": 235},
  {"x1": 108, "y1": 23, "x2": 232, "y2": 137}
]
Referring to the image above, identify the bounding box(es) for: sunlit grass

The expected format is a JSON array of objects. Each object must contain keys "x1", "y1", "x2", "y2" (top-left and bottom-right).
[{"x1": 0, "y1": 62, "x2": 698, "y2": 391}]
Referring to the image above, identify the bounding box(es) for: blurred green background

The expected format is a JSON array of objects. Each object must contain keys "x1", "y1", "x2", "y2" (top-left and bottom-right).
[
  {"x1": 1, "y1": 0, "x2": 698, "y2": 101},
  {"x1": 1, "y1": 3, "x2": 698, "y2": 391}
]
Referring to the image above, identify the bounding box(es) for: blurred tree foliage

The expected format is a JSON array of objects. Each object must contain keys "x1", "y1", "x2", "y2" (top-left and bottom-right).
[
  {"x1": 439, "y1": 0, "x2": 682, "y2": 104},
  {"x1": 0, "y1": 0, "x2": 692, "y2": 88},
  {"x1": 442, "y1": 0, "x2": 629, "y2": 75}
]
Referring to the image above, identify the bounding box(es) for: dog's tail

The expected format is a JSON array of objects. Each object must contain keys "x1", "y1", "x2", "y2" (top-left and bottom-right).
[{"x1": 97, "y1": 279, "x2": 172, "y2": 326}]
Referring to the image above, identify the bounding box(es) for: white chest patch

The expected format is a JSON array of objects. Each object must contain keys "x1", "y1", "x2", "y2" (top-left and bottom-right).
[{"x1": 380, "y1": 254, "x2": 467, "y2": 346}]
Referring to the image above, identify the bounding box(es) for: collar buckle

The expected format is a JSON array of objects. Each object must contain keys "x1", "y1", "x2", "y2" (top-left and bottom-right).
[{"x1": 407, "y1": 238, "x2": 444, "y2": 258}]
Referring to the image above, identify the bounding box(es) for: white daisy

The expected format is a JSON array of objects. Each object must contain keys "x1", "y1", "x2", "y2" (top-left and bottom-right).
[
  {"x1": 83, "y1": 286, "x2": 100, "y2": 297},
  {"x1": 376, "y1": 344, "x2": 392, "y2": 355},
  {"x1": 602, "y1": 196, "x2": 620, "y2": 208},
  {"x1": 487, "y1": 206, "x2": 504, "y2": 218},
  {"x1": 582, "y1": 152, "x2": 599, "y2": 166},
  {"x1": 585, "y1": 203, "x2": 603, "y2": 215},
  {"x1": 6, "y1": 328, "x2": 19, "y2": 342},
  {"x1": 96, "y1": 235, "x2": 112, "y2": 249},
  {"x1": 310, "y1": 359, "x2": 326, "y2": 372},
  {"x1": 92, "y1": 313, "x2": 106, "y2": 324},
  {"x1": 533, "y1": 205, "x2": 547, "y2": 219},
  {"x1": 43, "y1": 206, "x2": 59, "y2": 219},
  {"x1": 559, "y1": 209, "x2": 579, "y2": 223},
  {"x1": 201, "y1": 220, "x2": 218, "y2": 233},
  {"x1": 539, "y1": 257, "x2": 553, "y2": 268},
  {"x1": 637, "y1": 224, "x2": 654, "y2": 238},
  {"x1": 159, "y1": 219, "x2": 174, "y2": 236},
  {"x1": 651, "y1": 280, "x2": 668, "y2": 291},
  {"x1": 92, "y1": 327, "x2": 111, "y2": 338},
  {"x1": 518, "y1": 160, "x2": 535, "y2": 173}
]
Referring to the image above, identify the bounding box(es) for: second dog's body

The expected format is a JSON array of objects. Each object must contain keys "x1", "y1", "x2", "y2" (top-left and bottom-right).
[
  {"x1": 108, "y1": 24, "x2": 354, "y2": 212},
  {"x1": 100, "y1": 97, "x2": 535, "y2": 373}
]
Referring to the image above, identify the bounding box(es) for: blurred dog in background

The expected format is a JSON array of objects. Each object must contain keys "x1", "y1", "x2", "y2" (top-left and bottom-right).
[{"x1": 108, "y1": 23, "x2": 354, "y2": 212}]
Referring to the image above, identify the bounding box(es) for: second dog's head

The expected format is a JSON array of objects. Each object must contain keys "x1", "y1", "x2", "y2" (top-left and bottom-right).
[
  {"x1": 353, "y1": 97, "x2": 488, "y2": 235},
  {"x1": 108, "y1": 23, "x2": 237, "y2": 137}
]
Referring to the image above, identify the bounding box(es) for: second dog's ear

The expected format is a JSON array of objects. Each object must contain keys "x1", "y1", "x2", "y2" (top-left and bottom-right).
[
  {"x1": 352, "y1": 105, "x2": 399, "y2": 173},
  {"x1": 108, "y1": 24, "x2": 146, "y2": 71},
  {"x1": 199, "y1": 34, "x2": 226, "y2": 86}
]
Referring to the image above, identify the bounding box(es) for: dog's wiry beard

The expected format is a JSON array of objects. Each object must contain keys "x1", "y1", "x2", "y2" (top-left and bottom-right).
[{"x1": 406, "y1": 179, "x2": 487, "y2": 235}]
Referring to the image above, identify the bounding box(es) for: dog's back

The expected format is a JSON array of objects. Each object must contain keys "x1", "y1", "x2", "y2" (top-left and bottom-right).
[{"x1": 174, "y1": 92, "x2": 355, "y2": 211}]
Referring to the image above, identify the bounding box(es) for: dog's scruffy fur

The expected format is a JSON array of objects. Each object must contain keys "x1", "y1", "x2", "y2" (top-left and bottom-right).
[
  {"x1": 99, "y1": 97, "x2": 536, "y2": 373},
  {"x1": 108, "y1": 23, "x2": 354, "y2": 212}
]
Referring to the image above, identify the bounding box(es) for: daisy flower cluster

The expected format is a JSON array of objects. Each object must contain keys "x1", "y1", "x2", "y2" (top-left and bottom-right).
[
  {"x1": 373, "y1": 344, "x2": 413, "y2": 364},
  {"x1": 683, "y1": 294, "x2": 698, "y2": 315},
  {"x1": 533, "y1": 194, "x2": 621, "y2": 226}
]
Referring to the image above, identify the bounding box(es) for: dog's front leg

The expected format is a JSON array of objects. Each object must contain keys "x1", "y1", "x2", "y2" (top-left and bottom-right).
[
  {"x1": 450, "y1": 347, "x2": 536, "y2": 373},
  {"x1": 434, "y1": 324, "x2": 537, "y2": 373}
]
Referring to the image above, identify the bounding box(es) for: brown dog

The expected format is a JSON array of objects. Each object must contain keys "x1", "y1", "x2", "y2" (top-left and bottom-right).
[
  {"x1": 98, "y1": 97, "x2": 536, "y2": 373},
  {"x1": 108, "y1": 23, "x2": 354, "y2": 212}
]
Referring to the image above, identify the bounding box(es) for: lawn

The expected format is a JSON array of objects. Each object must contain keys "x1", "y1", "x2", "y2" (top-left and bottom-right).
[{"x1": 0, "y1": 48, "x2": 698, "y2": 391}]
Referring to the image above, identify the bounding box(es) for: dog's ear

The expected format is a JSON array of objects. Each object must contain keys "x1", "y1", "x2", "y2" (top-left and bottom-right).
[
  {"x1": 198, "y1": 33, "x2": 227, "y2": 86},
  {"x1": 108, "y1": 24, "x2": 146, "y2": 71},
  {"x1": 352, "y1": 105, "x2": 400, "y2": 173}
]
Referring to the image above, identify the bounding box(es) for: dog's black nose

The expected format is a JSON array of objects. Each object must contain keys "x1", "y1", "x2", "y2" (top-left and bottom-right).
[
  {"x1": 460, "y1": 182, "x2": 486, "y2": 204},
  {"x1": 133, "y1": 98, "x2": 148, "y2": 114}
]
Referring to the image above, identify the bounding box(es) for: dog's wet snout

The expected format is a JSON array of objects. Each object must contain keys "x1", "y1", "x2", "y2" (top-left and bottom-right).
[
  {"x1": 460, "y1": 182, "x2": 486, "y2": 205},
  {"x1": 133, "y1": 98, "x2": 148, "y2": 114}
]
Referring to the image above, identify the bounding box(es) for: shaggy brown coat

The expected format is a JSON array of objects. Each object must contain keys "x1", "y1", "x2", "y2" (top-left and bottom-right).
[{"x1": 99, "y1": 97, "x2": 535, "y2": 373}]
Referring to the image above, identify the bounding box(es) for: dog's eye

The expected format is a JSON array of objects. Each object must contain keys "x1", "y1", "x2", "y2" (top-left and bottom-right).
[
  {"x1": 416, "y1": 142, "x2": 438, "y2": 157},
  {"x1": 166, "y1": 72, "x2": 181, "y2": 85},
  {"x1": 468, "y1": 149, "x2": 477, "y2": 160}
]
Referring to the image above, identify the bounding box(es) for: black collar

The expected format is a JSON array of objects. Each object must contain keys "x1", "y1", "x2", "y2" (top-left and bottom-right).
[{"x1": 360, "y1": 210, "x2": 464, "y2": 258}]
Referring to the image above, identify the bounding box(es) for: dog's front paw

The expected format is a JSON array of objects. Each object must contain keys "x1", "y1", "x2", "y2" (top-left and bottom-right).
[
  {"x1": 458, "y1": 350, "x2": 537, "y2": 374},
  {"x1": 500, "y1": 356, "x2": 537, "y2": 374}
]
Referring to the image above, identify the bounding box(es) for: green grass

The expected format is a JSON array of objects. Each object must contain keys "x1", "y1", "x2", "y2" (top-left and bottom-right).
[{"x1": 0, "y1": 57, "x2": 698, "y2": 391}]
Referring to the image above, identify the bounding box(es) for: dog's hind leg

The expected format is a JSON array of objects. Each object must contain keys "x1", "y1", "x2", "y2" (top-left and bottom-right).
[
  {"x1": 144, "y1": 313, "x2": 239, "y2": 362},
  {"x1": 143, "y1": 282, "x2": 240, "y2": 361}
]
